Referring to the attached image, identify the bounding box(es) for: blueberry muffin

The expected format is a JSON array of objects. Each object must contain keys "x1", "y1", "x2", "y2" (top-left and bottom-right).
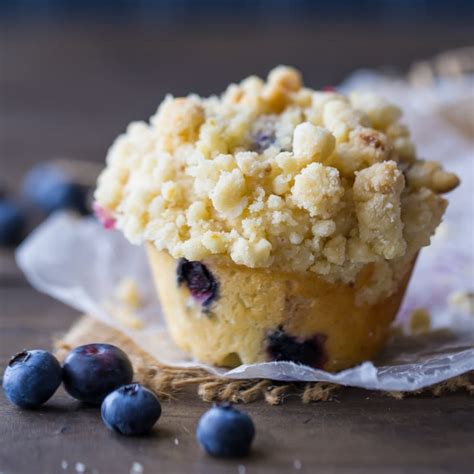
[{"x1": 95, "y1": 66, "x2": 459, "y2": 371}]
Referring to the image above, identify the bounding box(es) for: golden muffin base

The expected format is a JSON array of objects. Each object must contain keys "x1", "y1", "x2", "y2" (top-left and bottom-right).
[{"x1": 146, "y1": 244, "x2": 414, "y2": 372}]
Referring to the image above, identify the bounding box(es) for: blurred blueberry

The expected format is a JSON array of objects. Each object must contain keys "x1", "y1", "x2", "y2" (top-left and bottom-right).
[
  {"x1": 196, "y1": 403, "x2": 255, "y2": 457},
  {"x1": 62, "y1": 343, "x2": 133, "y2": 405},
  {"x1": 22, "y1": 163, "x2": 88, "y2": 215},
  {"x1": 101, "y1": 383, "x2": 161, "y2": 436},
  {"x1": 40, "y1": 181, "x2": 88, "y2": 215},
  {"x1": 2, "y1": 350, "x2": 62, "y2": 408},
  {"x1": 0, "y1": 200, "x2": 26, "y2": 246}
]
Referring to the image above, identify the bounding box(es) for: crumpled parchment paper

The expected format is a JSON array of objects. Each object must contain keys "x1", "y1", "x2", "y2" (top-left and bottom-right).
[{"x1": 16, "y1": 72, "x2": 474, "y2": 391}]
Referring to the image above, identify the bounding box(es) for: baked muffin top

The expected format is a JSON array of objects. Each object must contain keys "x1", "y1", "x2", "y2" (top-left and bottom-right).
[{"x1": 94, "y1": 66, "x2": 459, "y2": 303}]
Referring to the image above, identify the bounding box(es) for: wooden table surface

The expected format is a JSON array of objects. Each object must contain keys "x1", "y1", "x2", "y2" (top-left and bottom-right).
[{"x1": 1, "y1": 15, "x2": 474, "y2": 474}]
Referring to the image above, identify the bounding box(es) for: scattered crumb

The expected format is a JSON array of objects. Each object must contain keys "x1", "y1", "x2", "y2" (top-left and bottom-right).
[
  {"x1": 408, "y1": 308, "x2": 431, "y2": 334},
  {"x1": 387, "y1": 391, "x2": 405, "y2": 400},
  {"x1": 130, "y1": 462, "x2": 144, "y2": 474},
  {"x1": 174, "y1": 438, "x2": 179, "y2": 446},
  {"x1": 237, "y1": 465, "x2": 246, "y2": 474},
  {"x1": 75, "y1": 463, "x2": 86, "y2": 473},
  {"x1": 293, "y1": 459, "x2": 303, "y2": 470},
  {"x1": 61, "y1": 460, "x2": 68, "y2": 470},
  {"x1": 448, "y1": 290, "x2": 474, "y2": 315},
  {"x1": 103, "y1": 301, "x2": 145, "y2": 330},
  {"x1": 115, "y1": 277, "x2": 143, "y2": 309},
  {"x1": 114, "y1": 307, "x2": 145, "y2": 330}
]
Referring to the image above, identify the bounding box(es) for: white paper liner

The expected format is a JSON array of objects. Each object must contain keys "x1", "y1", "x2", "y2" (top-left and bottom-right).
[{"x1": 16, "y1": 73, "x2": 474, "y2": 391}]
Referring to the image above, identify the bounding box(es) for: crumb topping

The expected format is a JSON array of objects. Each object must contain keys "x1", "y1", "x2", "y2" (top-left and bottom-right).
[{"x1": 95, "y1": 66, "x2": 458, "y2": 303}]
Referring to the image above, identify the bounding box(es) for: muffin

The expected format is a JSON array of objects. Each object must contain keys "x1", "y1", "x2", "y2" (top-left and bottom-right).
[{"x1": 94, "y1": 66, "x2": 459, "y2": 371}]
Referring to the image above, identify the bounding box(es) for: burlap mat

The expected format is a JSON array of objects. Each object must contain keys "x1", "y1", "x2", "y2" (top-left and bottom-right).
[{"x1": 54, "y1": 316, "x2": 474, "y2": 404}]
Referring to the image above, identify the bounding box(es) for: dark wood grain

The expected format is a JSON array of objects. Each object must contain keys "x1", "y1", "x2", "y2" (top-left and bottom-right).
[
  {"x1": 1, "y1": 16, "x2": 473, "y2": 474},
  {"x1": 2, "y1": 17, "x2": 474, "y2": 189},
  {"x1": 1, "y1": 288, "x2": 474, "y2": 474}
]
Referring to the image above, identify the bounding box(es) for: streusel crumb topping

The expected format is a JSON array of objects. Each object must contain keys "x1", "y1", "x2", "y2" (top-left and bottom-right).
[{"x1": 95, "y1": 66, "x2": 459, "y2": 303}]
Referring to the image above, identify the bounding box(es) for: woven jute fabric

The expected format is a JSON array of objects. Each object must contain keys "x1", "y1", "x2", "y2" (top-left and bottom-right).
[{"x1": 54, "y1": 316, "x2": 474, "y2": 404}]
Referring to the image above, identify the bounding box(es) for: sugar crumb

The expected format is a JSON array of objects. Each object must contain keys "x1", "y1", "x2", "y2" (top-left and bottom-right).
[
  {"x1": 75, "y1": 463, "x2": 86, "y2": 473},
  {"x1": 130, "y1": 462, "x2": 144, "y2": 474},
  {"x1": 448, "y1": 290, "x2": 474, "y2": 315},
  {"x1": 408, "y1": 308, "x2": 431, "y2": 334},
  {"x1": 293, "y1": 459, "x2": 303, "y2": 470},
  {"x1": 115, "y1": 277, "x2": 143, "y2": 309},
  {"x1": 103, "y1": 300, "x2": 144, "y2": 330},
  {"x1": 61, "y1": 460, "x2": 68, "y2": 470}
]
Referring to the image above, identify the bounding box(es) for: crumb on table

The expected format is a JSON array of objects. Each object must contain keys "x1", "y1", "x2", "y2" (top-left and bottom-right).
[{"x1": 409, "y1": 308, "x2": 431, "y2": 334}]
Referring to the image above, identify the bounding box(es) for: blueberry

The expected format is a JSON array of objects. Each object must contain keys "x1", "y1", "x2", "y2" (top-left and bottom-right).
[
  {"x1": 2, "y1": 350, "x2": 62, "y2": 408},
  {"x1": 41, "y1": 181, "x2": 88, "y2": 215},
  {"x1": 22, "y1": 164, "x2": 88, "y2": 215},
  {"x1": 0, "y1": 200, "x2": 25, "y2": 247},
  {"x1": 251, "y1": 117, "x2": 276, "y2": 153},
  {"x1": 101, "y1": 383, "x2": 161, "y2": 436},
  {"x1": 177, "y1": 259, "x2": 219, "y2": 308},
  {"x1": 252, "y1": 131, "x2": 275, "y2": 153},
  {"x1": 62, "y1": 344, "x2": 133, "y2": 405},
  {"x1": 266, "y1": 327, "x2": 327, "y2": 369},
  {"x1": 196, "y1": 403, "x2": 255, "y2": 457}
]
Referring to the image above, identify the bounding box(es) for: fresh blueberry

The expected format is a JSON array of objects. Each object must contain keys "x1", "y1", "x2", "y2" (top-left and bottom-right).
[
  {"x1": 266, "y1": 327, "x2": 327, "y2": 369},
  {"x1": 2, "y1": 350, "x2": 62, "y2": 408},
  {"x1": 62, "y1": 343, "x2": 133, "y2": 405},
  {"x1": 196, "y1": 403, "x2": 255, "y2": 457},
  {"x1": 177, "y1": 259, "x2": 219, "y2": 308},
  {"x1": 0, "y1": 200, "x2": 25, "y2": 247},
  {"x1": 101, "y1": 383, "x2": 161, "y2": 436},
  {"x1": 40, "y1": 181, "x2": 88, "y2": 215},
  {"x1": 22, "y1": 163, "x2": 88, "y2": 215}
]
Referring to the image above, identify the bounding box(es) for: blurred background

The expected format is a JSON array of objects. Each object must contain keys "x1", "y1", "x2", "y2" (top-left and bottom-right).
[{"x1": 0, "y1": 0, "x2": 473, "y2": 251}]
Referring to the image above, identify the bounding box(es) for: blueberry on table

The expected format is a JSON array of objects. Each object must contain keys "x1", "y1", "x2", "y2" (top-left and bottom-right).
[
  {"x1": 177, "y1": 258, "x2": 219, "y2": 308},
  {"x1": 0, "y1": 200, "x2": 25, "y2": 246},
  {"x1": 22, "y1": 163, "x2": 88, "y2": 215},
  {"x1": 62, "y1": 343, "x2": 133, "y2": 405},
  {"x1": 101, "y1": 383, "x2": 161, "y2": 436},
  {"x1": 196, "y1": 403, "x2": 255, "y2": 457},
  {"x1": 2, "y1": 350, "x2": 62, "y2": 408}
]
